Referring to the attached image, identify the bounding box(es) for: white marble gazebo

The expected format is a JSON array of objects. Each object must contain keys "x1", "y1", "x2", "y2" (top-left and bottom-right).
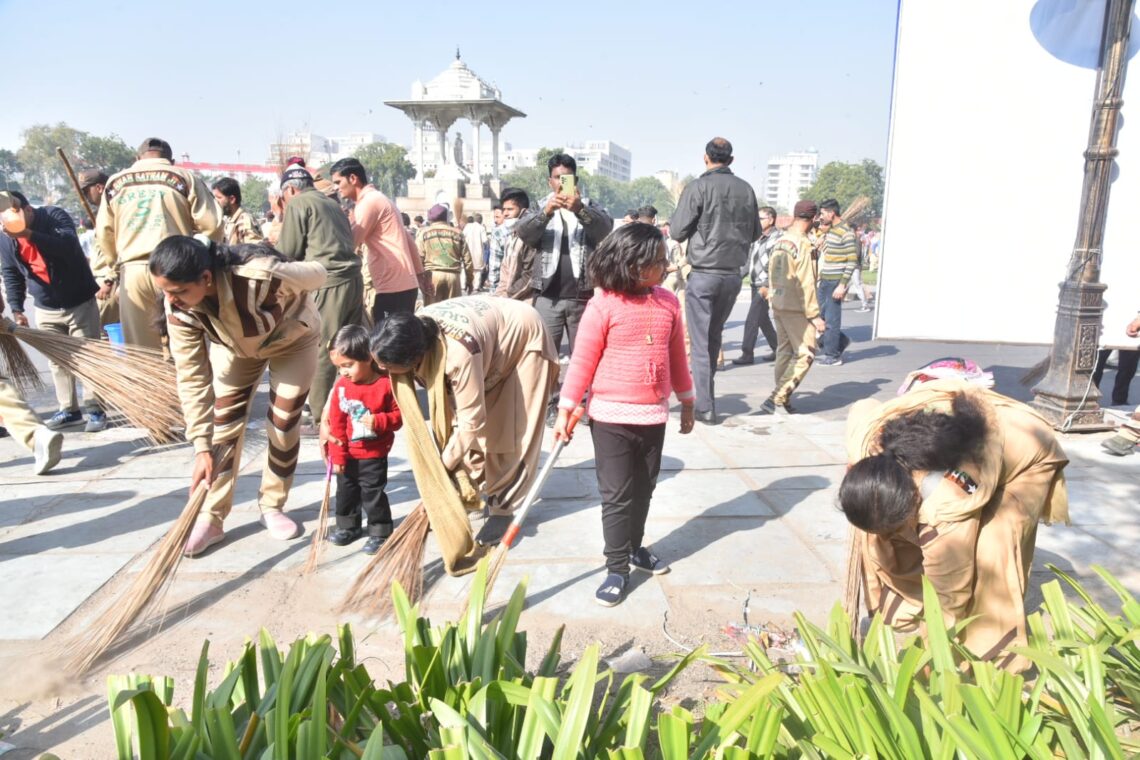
[{"x1": 386, "y1": 52, "x2": 525, "y2": 214}]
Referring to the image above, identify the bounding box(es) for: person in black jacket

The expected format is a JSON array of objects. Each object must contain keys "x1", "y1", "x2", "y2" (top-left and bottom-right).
[
  {"x1": 670, "y1": 138, "x2": 761, "y2": 424},
  {"x1": 0, "y1": 191, "x2": 106, "y2": 432}
]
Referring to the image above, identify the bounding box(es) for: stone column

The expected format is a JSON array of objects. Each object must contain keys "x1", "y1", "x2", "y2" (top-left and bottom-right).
[
  {"x1": 437, "y1": 123, "x2": 449, "y2": 166},
  {"x1": 472, "y1": 121, "x2": 482, "y2": 181},
  {"x1": 491, "y1": 127, "x2": 501, "y2": 181},
  {"x1": 416, "y1": 121, "x2": 425, "y2": 180}
]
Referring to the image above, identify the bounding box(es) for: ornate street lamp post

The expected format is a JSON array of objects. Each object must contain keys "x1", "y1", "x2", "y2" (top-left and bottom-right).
[{"x1": 1033, "y1": 0, "x2": 1136, "y2": 430}]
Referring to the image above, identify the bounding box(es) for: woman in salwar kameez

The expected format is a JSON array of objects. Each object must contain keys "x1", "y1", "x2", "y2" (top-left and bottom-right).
[
  {"x1": 840, "y1": 378, "x2": 1069, "y2": 671},
  {"x1": 369, "y1": 296, "x2": 559, "y2": 541}
]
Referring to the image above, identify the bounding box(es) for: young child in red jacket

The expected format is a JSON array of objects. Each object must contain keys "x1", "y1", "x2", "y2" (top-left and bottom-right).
[
  {"x1": 326, "y1": 325, "x2": 403, "y2": 555},
  {"x1": 553, "y1": 223, "x2": 695, "y2": 607}
]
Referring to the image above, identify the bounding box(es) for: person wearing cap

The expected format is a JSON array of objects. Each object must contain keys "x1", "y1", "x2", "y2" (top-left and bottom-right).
[
  {"x1": 757, "y1": 199, "x2": 826, "y2": 415},
  {"x1": 276, "y1": 162, "x2": 364, "y2": 425},
  {"x1": 92, "y1": 137, "x2": 222, "y2": 351},
  {"x1": 416, "y1": 204, "x2": 473, "y2": 305},
  {"x1": 669, "y1": 138, "x2": 761, "y2": 424},
  {"x1": 78, "y1": 168, "x2": 120, "y2": 327},
  {"x1": 0, "y1": 190, "x2": 108, "y2": 432},
  {"x1": 211, "y1": 177, "x2": 264, "y2": 246},
  {"x1": 328, "y1": 158, "x2": 432, "y2": 324}
]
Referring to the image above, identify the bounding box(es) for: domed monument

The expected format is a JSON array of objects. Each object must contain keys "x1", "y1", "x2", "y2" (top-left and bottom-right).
[{"x1": 386, "y1": 51, "x2": 526, "y2": 217}]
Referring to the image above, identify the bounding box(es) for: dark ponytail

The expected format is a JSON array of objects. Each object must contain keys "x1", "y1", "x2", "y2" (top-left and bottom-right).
[
  {"x1": 839, "y1": 392, "x2": 989, "y2": 533},
  {"x1": 149, "y1": 236, "x2": 287, "y2": 283},
  {"x1": 369, "y1": 312, "x2": 440, "y2": 368}
]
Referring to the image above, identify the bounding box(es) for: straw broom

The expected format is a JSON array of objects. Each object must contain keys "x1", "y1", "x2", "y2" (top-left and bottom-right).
[
  {"x1": 467, "y1": 406, "x2": 585, "y2": 616},
  {"x1": 840, "y1": 195, "x2": 871, "y2": 225},
  {"x1": 302, "y1": 459, "x2": 334, "y2": 575},
  {"x1": 65, "y1": 448, "x2": 224, "y2": 674},
  {"x1": 0, "y1": 331, "x2": 45, "y2": 396},
  {"x1": 843, "y1": 526, "x2": 866, "y2": 642},
  {"x1": 0, "y1": 317, "x2": 183, "y2": 444},
  {"x1": 340, "y1": 502, "x2": 430, "y2": 617}
]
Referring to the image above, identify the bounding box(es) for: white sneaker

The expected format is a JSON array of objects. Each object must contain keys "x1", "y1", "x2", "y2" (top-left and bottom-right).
[{"x1": 32, "y1": 427, "x2": 64, "y2": 475}]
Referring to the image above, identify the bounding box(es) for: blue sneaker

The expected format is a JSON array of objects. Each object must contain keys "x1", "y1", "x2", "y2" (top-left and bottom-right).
[
  {"x1": 46, "y1": 410, "x2": 83, "y2": 429},
  {"x1": 85, "y1": 411, "x2": 108, "y2": 433},
  {"x1": 630, "y1": 547, "x2": 669, "y2": 575},
  {"x1": 595, "y1": 572, "x2": 628, "y2": 607}
]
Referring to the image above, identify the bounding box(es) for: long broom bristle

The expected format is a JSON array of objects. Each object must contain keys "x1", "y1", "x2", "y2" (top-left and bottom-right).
[
  {"x1": 844, "y1": 526, "x2": 865, "y2": 641},
  {"x1": 9, "y1": 324, "x2": 183, "y2": 444},
  {"x1": 341, "y1": 502, "x2": 429, "y2": 618},
  {"x1": 303, "y1": 466, "x2": 334, "y2": 575},
  {"x1": 0, "y1": 332, "x2": 46, "y2": 395},
  {"x1": 66, "y1": 481, "x2": 209, "y2": 674},
  {"x1": 841, "y1": 196, "x2": 871, "y2": 224}
]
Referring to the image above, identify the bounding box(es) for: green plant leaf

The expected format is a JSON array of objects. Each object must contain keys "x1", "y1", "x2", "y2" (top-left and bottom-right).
[{"x1": 551, "y1": 644, "x2": 600, "y2": 760}]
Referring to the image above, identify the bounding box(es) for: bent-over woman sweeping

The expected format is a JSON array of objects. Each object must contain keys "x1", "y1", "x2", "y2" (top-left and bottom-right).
[
  {"x1": 840, "y1": 378, "x2": 1069, "y2": 671},
  {"x1": 150, "y1": 235, "x2": 326, "y2": 556},
  {"x1": 369, "y1": 296, "x2": 559, "y2": 544}
]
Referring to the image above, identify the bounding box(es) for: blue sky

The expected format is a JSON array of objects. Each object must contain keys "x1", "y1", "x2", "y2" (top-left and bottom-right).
[{"x1": 0, "y1": 0, "x2": 900, "y2": 192}]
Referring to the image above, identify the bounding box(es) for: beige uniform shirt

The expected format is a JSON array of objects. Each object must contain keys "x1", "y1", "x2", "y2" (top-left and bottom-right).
[
  {"x1": 165, "y1": 257, "x2": 326, "y2": 453},
  {"x1": 767, "y1": 228, "x2": 821, "y2": 319},
  {"x1": 419, "y1": 296, "x2": 557, "y2": 470},
  {"x1": 93, "y1": 157, "x2": 223, "y2": 279},
  {"x1": 223, "y1": 207, "x2": 264, "y2": 245}
]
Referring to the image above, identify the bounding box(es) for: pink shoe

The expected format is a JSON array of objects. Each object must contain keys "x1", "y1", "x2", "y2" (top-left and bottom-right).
[
  {"x1": 183, "y1": 522, "x2": 225, "y2": 557},
  {"x1": 260, "y1": 510, "x2": 301, "y2": 540}
]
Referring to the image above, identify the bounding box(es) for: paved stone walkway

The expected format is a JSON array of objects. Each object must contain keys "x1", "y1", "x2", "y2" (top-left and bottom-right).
[{"x1": 1, "y1": 295, "x2": 1137, "y2": 755}]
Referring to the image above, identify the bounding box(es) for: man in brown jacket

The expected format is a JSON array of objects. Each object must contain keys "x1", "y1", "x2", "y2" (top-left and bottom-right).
[
  {"x1": 758, "y1": 199, "x2": 826, "y2": 415},
  {"x1": 93, "y1": 138, "x2": 222, "y2": 350},
  {"x1": 416, "y1": 204, "x2": 473, "y2": 304}
]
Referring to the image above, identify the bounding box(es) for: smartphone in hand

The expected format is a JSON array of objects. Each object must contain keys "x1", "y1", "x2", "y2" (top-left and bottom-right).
[{"x1": 559, "y1": 174, "x2": 577, "y2": 196}]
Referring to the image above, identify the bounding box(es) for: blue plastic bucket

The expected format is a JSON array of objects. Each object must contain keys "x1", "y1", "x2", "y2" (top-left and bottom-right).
[{"x1": 104, "y1": 323, "x2": 124, "y2": 345}]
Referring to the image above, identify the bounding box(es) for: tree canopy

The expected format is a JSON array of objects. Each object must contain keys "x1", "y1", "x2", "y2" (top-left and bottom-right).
[
  {"x1": 353, "y1": 142, "x2": 417, "y2": 199},
  {"x1": 800, "y1": 159, "x2": 884, "y2": 217},
  {"x1": 13, "y1": 123, "x2": 135, "y2": 206},
  {"x1": 240, "y1": 176, "x2": 270, "y2": 214}
]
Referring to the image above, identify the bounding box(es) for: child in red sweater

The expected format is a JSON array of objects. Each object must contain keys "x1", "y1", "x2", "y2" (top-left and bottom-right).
[
  {"x1": 553, "y1": 223, "x2": 695, "y2": 607},
  {"x1": 326, "y1": 325, "x2": 403, "y2": 555}
]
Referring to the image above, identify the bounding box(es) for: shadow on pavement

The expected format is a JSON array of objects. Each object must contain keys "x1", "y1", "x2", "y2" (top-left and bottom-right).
[
  {"x1": 789, "y1": 379, "x2": 894, "y2": 414},
  {"x1": 0, "y1": 695, "x2": 106, "y2": 758}
]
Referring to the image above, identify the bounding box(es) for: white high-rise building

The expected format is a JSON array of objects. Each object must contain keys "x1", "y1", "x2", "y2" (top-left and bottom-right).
[
  {"x1": 763, "y1": 149, "x2": 820, "y2": 212},
  {"x1": 568, "y1": 140, "x2": 631, "y2": 181}
]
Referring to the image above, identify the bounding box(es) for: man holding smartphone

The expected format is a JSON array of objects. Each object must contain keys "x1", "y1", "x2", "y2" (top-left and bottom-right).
[{"x1": 514, "y1": 153, "x2": 614, "y2": 418}]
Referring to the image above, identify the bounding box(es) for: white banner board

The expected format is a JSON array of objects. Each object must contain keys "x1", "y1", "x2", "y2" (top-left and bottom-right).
[{"x1": 877, "y1": 0, "x2": 1140, "y2": 347}]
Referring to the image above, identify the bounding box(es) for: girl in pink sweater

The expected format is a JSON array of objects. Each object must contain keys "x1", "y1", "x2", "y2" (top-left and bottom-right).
[{"x1": 553, "y1": 223, "x2": 695, "y2": 607}]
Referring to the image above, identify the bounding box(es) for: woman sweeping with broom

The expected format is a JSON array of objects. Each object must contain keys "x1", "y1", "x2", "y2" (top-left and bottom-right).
[
  {"x1": 149, "y1": 235, "x2": 327, "y2": 556},
  {"x1": 840, "y1": 378, "x2": 1069, "y2": 671},
  {"x1": 369, "y1": 296, "x2": 559, "y2": 545}
]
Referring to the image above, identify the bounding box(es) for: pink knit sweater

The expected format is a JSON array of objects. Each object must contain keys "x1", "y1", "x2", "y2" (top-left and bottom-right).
[{"x1": 558, "y1": 287, "x2": 694, "y2": 424}]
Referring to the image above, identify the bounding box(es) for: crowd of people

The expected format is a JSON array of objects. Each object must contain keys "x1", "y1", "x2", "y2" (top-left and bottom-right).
[{"x1": 0, "y1": 132, "x2": 1132, "y2": 666}]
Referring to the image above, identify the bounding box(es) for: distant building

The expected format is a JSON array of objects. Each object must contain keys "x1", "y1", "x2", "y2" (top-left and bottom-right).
[
  {"x1": 763, "y1": 149, "x2": 819, "y2": 212},
  {"x1": 266, "y1": 131, "x2": 386, "y2": 169},
  {"x1": 178, "y1": 161, "x2": 280, "y2": 183},
  {"x1": 653, "y1": 169, "x2": 684, "y2": 202},
  {"x1": 568, "y1": 140, "x2": 631, "y2": 181}
]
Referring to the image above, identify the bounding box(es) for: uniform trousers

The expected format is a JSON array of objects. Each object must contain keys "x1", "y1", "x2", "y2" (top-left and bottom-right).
[
  {"x1": 0, "y1": 379, "x2": 42, "y2": 451},
  {"x1": 772, "y1": 309, "x2": 816, "y2": 405},
  {"x1": 200, "y1": 338, "x2": 318, "y2": 526},
  {"x1": 311, "y1": 274, "x2": 364, "y2": 422},
  {"x1": 119, "y1": 261, "x2": 164, "y2": 351}
]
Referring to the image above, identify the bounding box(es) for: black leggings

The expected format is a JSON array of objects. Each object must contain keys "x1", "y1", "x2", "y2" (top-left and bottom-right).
[{"x1": 591, "y1": 420, "x2": 666, "y2": 575}]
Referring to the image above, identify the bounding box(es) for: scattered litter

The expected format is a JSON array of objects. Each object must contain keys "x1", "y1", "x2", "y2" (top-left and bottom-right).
[{"x1": 605, "y1": 647, "x2": 654, "y2": 674}]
